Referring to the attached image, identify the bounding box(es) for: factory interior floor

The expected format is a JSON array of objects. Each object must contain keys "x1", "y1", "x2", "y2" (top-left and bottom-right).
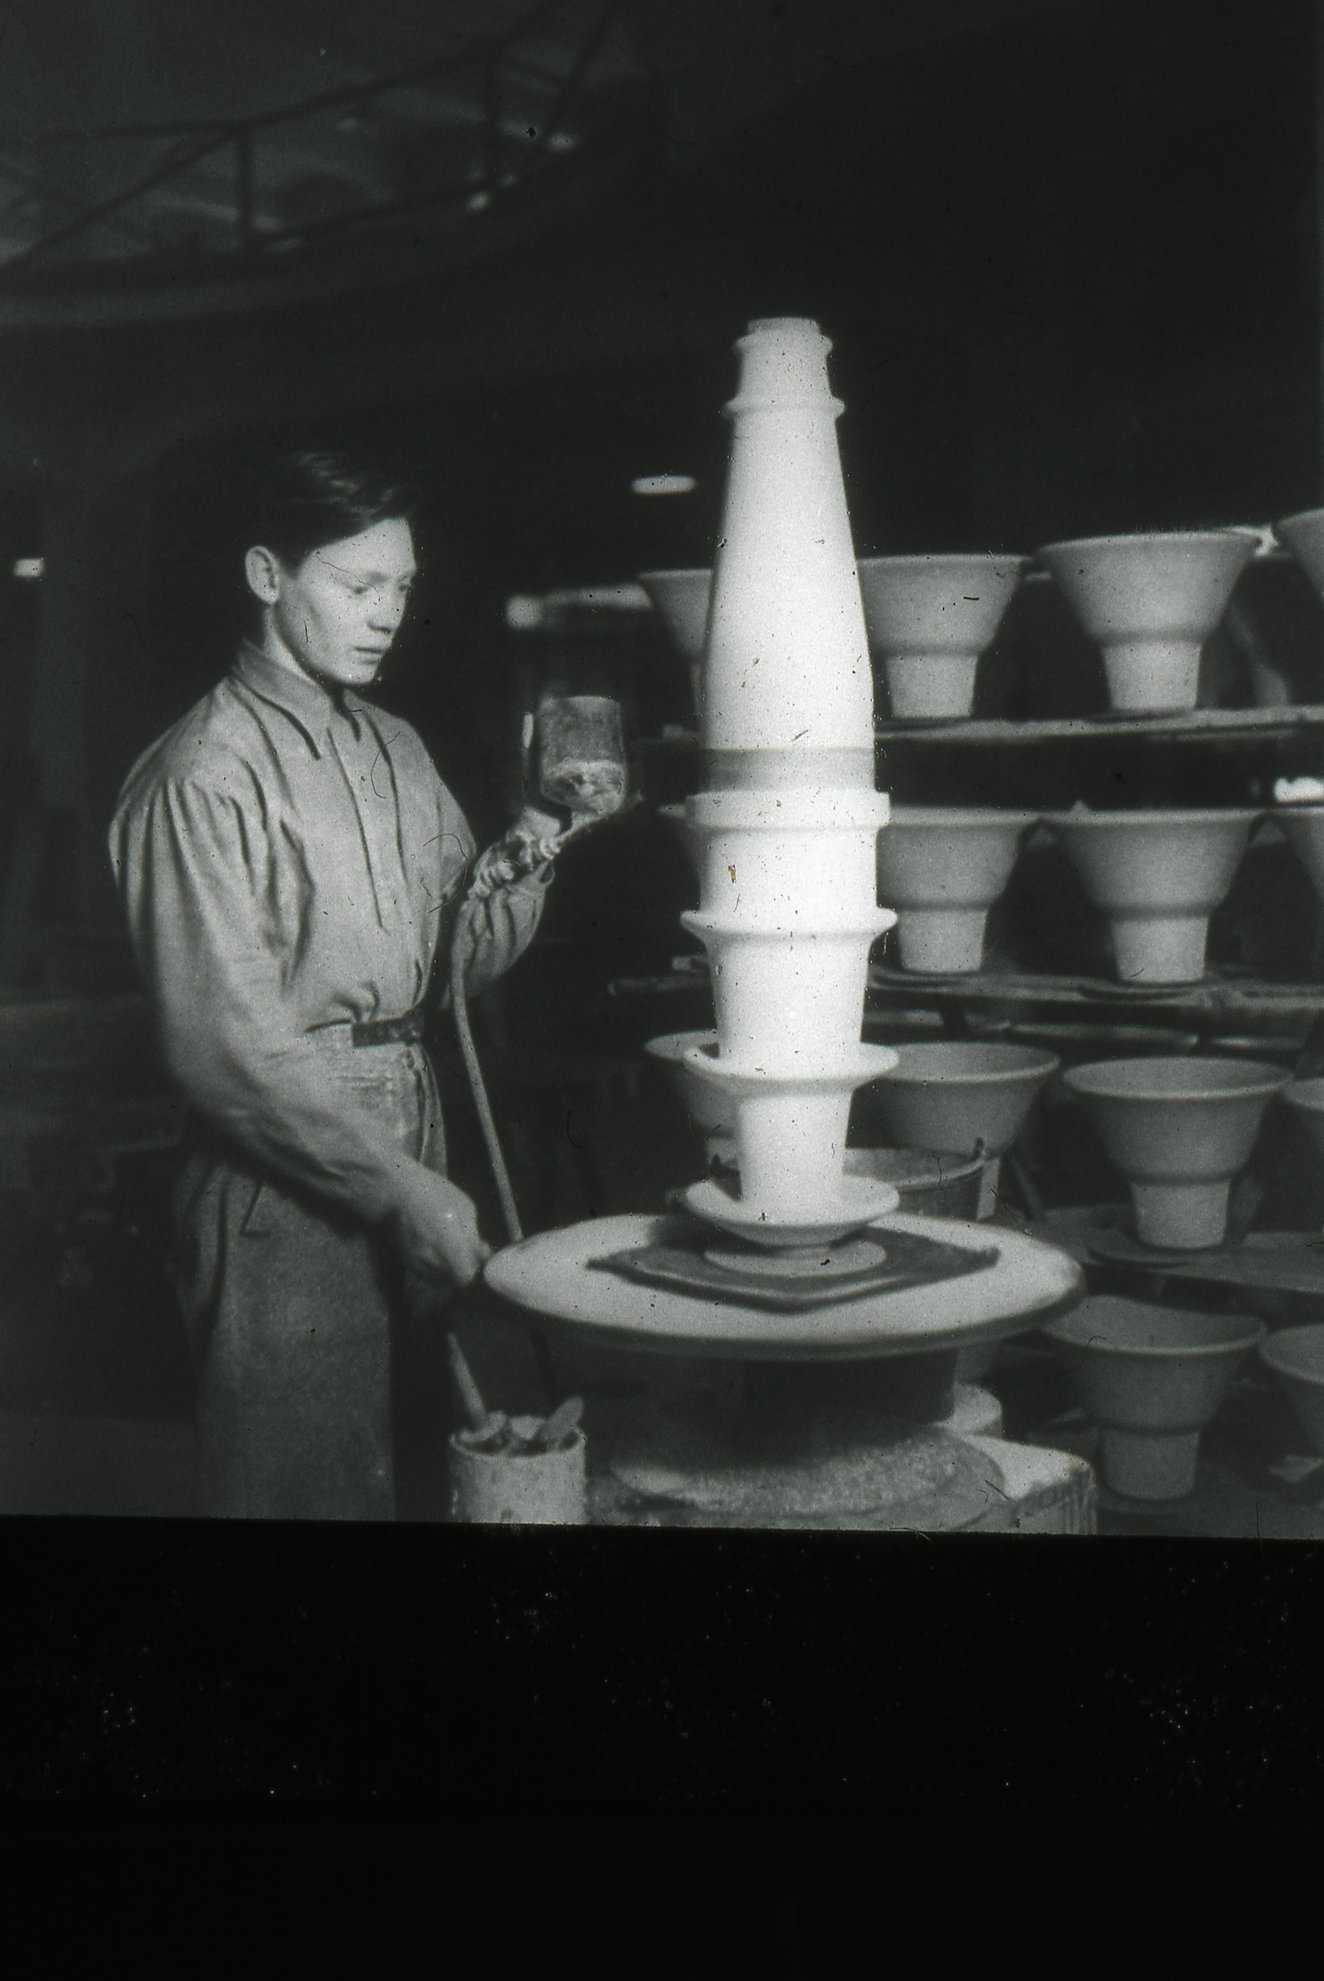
[{"x1": 4, "y1": 1327, "x2": 1324, "y2": 1538}]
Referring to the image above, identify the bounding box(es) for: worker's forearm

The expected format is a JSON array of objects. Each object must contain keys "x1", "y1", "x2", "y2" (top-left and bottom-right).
[
  {"x1": 444, "y1": 867, "x2": 551, "y2": 1003},
  {"x1": 162, "y1": 1019, "x2": 433, "y2": 1224}
]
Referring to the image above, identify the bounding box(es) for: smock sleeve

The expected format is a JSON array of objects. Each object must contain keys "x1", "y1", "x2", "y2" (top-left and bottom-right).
[
  {"x1": 109, "y1": 773, "x2": 430, "y2": 1224},
  {"x1": 441, "y1": 864, "x2": 551, "y2": 1005}
]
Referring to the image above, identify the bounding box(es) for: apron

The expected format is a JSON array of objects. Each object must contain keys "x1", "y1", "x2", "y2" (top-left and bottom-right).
[{"x1": 172, "y1": 1036, "x2": 446, "y2": 1521}]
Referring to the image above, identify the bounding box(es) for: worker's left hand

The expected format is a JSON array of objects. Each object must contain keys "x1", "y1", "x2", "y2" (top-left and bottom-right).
[{"x1": 392, "y1": 1168, "x2": 492, "y2": 1290}]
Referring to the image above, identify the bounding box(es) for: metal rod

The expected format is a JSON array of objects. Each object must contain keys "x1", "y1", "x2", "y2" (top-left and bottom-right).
[
  {"x1": 446, "y1": 1331, "x2": 491, "y2": 1433},
  {"x1": 517, "y1": 0, "x2": 617, "y2": 176},
  {"x1": 449, "y1": 921, "x2": 562, "y2": 1407},
  {"x1": 0, "y1": 0, "x2": 568, "y2": 277},
  {"x1": 255, "y1": 176, "x2": 480, "y2": 249},
  {"x1": 9, "y1": 47, "x2": 572, "y2": 144}
]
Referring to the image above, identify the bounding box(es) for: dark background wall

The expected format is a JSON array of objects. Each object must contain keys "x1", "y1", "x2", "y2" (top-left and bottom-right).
[
  {"x1": 0, "y1": 0, "x2": 1321, "y2": 1457},
  {"x1": 0, "y1": 0, "x2": 1320, "y2": 954}
]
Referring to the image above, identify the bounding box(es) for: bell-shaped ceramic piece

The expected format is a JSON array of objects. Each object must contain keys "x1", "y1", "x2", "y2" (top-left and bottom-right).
[
  {"x1": 681, "y1": 1044, "x2": 899, "y2": 1236},
  {"x1": 1273, "y1": 804, "x2": 1324, "y2": 909},
  {"x1": 680, "y1": 786, "x2": 890, "y2": 1067},
  {"x1": 857, "y1": 553, "x2": 1029, "y2": 719},
  {"x1": 1042, "y1": 807, "x2": 1259, "y2": 984},
  {"x1": 875, "y1": 807, "x2": 1038, "y2": 974},
  {"x1": 1064, "y1": 1056, "x2": 1287, "y2": 1249},
  {"x1": 1258, "y1": 1325, "x2": 1324, "y2": 1457},
  {"x1": 1036, "y1": 531, "x2": 1257, "y2": 714},
  {"x1": 1274, "y1": 507, "x2": 1324, "y2": 596},
  {"x1": 859, "y1": 1041, "x2": 1059, "y2": 1159},
  {"x1": 643, "y1": 1028, "x2": 733, "y2": 1157},
  {"x1": 638, "y1": 567, "x2": 712, "y2": 721},
  {"x1": 1044, "y1": 1296, "x2": 1263, "y2": 1500}
]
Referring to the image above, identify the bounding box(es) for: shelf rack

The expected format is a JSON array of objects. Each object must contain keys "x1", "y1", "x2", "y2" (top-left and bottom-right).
[
  {"x1": 627, "y1": 696, "x2": 1324, "y2": 1280},
  {"x1": 641, "y1": 704, "x2": 1324, "y2": 754},
  {"x1": 1026, "y1": 1206, "x2": 1324, "y2": 1303},
  {"x1": 865, "y1": 961, "x2": 1324, "y2": 1039},
  {"x1": 874, "y1": 704, "x2": 1324, "y2": 745}
]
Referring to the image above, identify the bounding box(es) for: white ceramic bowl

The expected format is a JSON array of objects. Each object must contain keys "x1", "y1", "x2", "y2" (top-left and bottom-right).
[
  {"x1": 1042, "y1": 807, "x2": 1259, "y2": 983},
  {"x1": 876, "y1": 807, "x2": 1037, "y2": 974},
  {"x1": 1036, "y1": 531, "x2": 1257, "y2": 713},
  {"x1": 1044, "y1": 1295, "x2": 1262, "y2": 1499},
  {"x1": 857, "y1": 553, "x2": 1029, "y2": 719}
]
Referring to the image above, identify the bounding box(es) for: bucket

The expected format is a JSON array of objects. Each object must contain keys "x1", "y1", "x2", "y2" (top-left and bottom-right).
[
  {"x1": 448, "y1": 1428, "x2": 587, "y2": 1525},
  {"x1": 842, "y1": 1145, "x2": 984, "y2": 1218}
]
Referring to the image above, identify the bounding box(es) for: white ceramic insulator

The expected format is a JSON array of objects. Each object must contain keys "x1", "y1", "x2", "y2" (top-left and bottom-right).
[{"x1": 703, "y1": 319, "x2": 873, "y2": 758}]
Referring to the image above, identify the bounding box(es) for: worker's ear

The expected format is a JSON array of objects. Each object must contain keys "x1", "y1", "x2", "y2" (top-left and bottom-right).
[{"x1": 245, "y1": 544, "x2": 284, "y2": 604}]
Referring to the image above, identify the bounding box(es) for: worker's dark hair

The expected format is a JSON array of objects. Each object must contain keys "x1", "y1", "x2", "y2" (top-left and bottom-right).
[{"x1": 247, "y1": 448, "x2": 420, "y2": 568}]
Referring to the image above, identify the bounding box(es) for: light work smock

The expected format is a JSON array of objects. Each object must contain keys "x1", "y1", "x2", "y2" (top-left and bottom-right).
[{"x1": 109, "y1": 639, "x2": 547, "y2": 1520}]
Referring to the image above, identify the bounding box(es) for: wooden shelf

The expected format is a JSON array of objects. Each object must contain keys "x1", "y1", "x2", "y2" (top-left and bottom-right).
[
  {"x1": 641, "y1": 706, "x2": 1324, "y2": 751},
  {"x1": 875, "y1": 705, "x2": 1324, "y2": 744},
  {"x1": 866, "y1": 962, "x2": 1324, "y2": 1024},
  {"x1": 1030, "y1": 1209, "x2": 1324, "y2": 1301},
  {"x1": 607, "y1": 959, "x2": 1324, "y2": 1047}
]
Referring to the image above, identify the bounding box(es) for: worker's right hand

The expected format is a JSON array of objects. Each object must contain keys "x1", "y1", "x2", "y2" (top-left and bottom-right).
[{"x1": 392, "y1": 1169, "x2": 492, "y2": 1291}]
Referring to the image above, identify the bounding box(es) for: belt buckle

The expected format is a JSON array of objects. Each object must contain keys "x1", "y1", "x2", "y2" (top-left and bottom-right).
[{"x1": 351, "y1": 1007, "x2": 425, "y2": 1048}]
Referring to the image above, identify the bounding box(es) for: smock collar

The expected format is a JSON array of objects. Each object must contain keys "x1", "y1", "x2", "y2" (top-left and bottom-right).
[{"x1": 232, "y1": 639, "x2": 370, "y2": 756}]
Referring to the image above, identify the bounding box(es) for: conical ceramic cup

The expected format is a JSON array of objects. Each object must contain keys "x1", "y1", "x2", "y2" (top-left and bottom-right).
[
  {"x1": 1274, "y1": 508, "x2": 1324, "y2": 596},
  {"x1": 1064, "y1": 1056, "x2": 1288, "y2": 1249},
  {"x1": 1283, "y1": 1077, "x2": 1324, "y2": 1169},
  {"x1": 1043, "y1": 1297, "x2": 1263, "y2": 1500},
  {"x1": 639, "y1": 568, "x2": 712, "y2": 720},
  {"x1": 1274, "y1": 804, "x2": 1324, "y2": 910},
  {"x1": 1037, "y1": 531, "x2": 1257, "y2": 714},
  {"x1": 644, "y1": 1029, "x2": 731, "y2": 1151},
  {"x1": 1042, "y1": 808, "x2": 1259, "y2": 984},
  {"x1": 1259, "y1": 1325, "x2": 1324, "y2": 1456},
  {"x1": 856, "y1": 553, "x2": 1029, "y2": 719},
  {"x1": 683, "y1": 1043, "x2": 898, "y2": 1230},
  {"x1": 876, "y1": 807, "x2": 1037, "y2": 974},
  {"x1": 857, "y1": 1043, "x2": 1060, "y2": 1184}
]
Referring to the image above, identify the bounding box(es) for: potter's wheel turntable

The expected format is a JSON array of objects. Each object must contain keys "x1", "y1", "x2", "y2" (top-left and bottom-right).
[
  {"x1": 486, "y1": 1208, "x2": 1080, "y2": 1361},
  {"x1": 485, "y1": 1207, "x2": 1083, "y2": 1530}
]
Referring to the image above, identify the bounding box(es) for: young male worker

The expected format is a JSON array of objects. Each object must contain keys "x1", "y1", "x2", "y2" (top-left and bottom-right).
[{"x1": 110, "y1": 450, "x2": 551, "y2": 1521}]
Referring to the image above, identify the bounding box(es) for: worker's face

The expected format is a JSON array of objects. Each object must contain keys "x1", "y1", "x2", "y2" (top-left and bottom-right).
[{"x1": 248, "y1": 516, "x2": 417, "y2": 690}]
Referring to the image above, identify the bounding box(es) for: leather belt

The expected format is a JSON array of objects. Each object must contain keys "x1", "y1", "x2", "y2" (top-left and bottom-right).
[{"x1": 350, "y1": 1005, "x2": 428, "y2": 1048}]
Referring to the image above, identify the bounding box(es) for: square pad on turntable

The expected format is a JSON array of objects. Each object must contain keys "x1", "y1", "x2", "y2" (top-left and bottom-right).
[{"x1": 591, "y1": 1225, "x2": 1000, "y2": 1313}]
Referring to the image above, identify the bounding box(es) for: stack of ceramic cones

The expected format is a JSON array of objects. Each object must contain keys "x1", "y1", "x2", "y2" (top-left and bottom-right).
[{"x1": 670, "y1": 318, "x2": 899, "y2": 1244}]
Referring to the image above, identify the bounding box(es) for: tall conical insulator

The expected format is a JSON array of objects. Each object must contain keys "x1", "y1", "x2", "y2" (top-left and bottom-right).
[
  {"x1": 704, "y1": 317, "x2": 877, "y2": 788},
  {"x1": 667, "y1": 317, "x2": 898, "y2": 1241}
]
